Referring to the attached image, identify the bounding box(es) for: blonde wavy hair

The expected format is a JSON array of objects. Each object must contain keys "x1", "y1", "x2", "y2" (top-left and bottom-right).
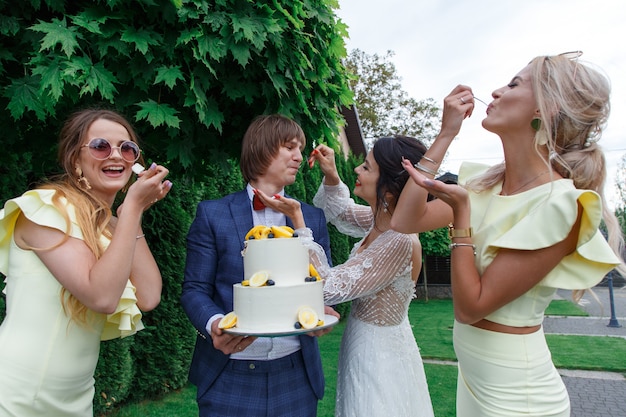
[
  {"x1": 467, "y1": 53, "x2": 625, "y2": 278},
  {"x1": 38, "y1": 109, "x2": 143, "y2": 325}
]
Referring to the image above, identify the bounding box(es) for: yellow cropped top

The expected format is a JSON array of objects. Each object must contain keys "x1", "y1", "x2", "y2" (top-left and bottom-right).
[
  {"x1": 459, "y1": 162, "x2": 621, "y2": 327},
  {"x1": 0, "y1": 189, "x2": 144, "y2": 340}
]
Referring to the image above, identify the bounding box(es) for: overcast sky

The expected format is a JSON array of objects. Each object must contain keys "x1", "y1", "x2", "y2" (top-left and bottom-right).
[{"x1": 336, "y1": 0, "x2": 626, "y2": 209}]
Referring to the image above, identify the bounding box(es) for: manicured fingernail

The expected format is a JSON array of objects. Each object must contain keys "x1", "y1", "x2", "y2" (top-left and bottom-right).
[
  {"x1": 424, "y1": 179, "x2": 434, "y2": 187},
  {"x1": 273, "y1": 194, "x2": 281, "y2": 199},
  {"x1": 150, "y1": 162, "x2": 157, "y2": 170},
  {"x1": 164, "y1": 180, "x2": 173, "y2": 188}
]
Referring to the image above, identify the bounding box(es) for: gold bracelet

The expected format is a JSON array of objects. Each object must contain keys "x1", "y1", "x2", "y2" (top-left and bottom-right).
[
  {"x1": 448, "y1": 223, "x2": 473, "y2": 238},
  {"x1": 136, "y1": 234, "x2": 146, "y2": 239},
  {"x1": 449, "y1": 243, "x2": 476, "y2": 256},
  {"x1": 421, "y1": 155, "x2": 439, "y2": 165},
  {"x1": 414, "y1": 162, "x2": 438, "y2": 177}
]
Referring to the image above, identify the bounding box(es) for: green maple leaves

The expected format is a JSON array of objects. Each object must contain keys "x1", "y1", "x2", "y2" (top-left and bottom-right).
[{"x1": 1, "y1": 0, "x2": 352, "y2": 172}]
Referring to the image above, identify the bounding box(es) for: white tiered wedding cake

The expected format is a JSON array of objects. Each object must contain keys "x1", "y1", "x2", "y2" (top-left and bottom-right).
[{"x1": 219, "y1": 226, "x2": 326, "y2": 334}]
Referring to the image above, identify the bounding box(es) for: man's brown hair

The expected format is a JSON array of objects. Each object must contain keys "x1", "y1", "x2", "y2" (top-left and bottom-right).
[{"x1": 239, "y1": 114, "x2": 306, "y2": 183}]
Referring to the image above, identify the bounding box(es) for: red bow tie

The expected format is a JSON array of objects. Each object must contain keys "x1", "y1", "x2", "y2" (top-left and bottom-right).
[{"x1": 252, "y1": 194, "x2": 266, "y2": 210}]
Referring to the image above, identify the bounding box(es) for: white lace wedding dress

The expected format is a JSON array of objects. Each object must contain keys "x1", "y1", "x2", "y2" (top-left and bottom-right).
[{"x1": 301, "y1": 182, "x2": 434, "y2": 417}]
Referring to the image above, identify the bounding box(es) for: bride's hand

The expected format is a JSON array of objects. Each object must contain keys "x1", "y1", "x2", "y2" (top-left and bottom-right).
[
  {"x1": 401, "y1": 159, "x2": 469, "y2": 212},
  {"x1": 308, "y1": 144, "x2": 340, "y2": 185},
  {"x1": 253, "y1": 189, "x2": 306, "y2": 229}
]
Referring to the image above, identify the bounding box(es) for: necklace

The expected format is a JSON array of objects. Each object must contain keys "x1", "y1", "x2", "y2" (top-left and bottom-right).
[{"x1": 501, "y1": 170, "x2": 549, "y2": 196}]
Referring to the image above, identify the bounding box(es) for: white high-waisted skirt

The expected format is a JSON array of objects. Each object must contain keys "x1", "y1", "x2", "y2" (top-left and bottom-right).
[{"x1": 454, "y1": 321, "x2": 570, "y2": 416}]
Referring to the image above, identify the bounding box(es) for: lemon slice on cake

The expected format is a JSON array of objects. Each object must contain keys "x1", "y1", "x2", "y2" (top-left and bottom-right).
[
  {"x1": 271, "y1": 225, "x2": 293, "y2": 238},
  {"x1": 249, "y1": 270, "x2": 269, "y2": 287},
  {"x1": 297, "y1": 306, "x2": 319, "y2": 329},
  {"x1": 218, "y1": 312, "x2": 237, "y2": 329},
  {"x1": 309, "y1": 264, "x2": 321, "y2": 280}
]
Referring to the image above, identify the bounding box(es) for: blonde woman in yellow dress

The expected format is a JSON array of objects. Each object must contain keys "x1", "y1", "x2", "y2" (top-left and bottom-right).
[
  {"x1": 391, "y1": 52, "x2": 625, "y2": 416},
  {"x1": 0, "y1": 109, "x2": 172, "y2": 416}
]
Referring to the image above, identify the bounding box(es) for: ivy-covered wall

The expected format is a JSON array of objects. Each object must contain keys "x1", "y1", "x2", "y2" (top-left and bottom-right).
[{"x1": 0, "y1": 0, "x2": 353, "y2": 185}]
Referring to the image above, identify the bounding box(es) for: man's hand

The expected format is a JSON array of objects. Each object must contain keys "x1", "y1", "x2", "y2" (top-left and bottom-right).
[
  {"x1": 210, "y1": 320, "x2": 257, "y2": 354},
  {"x1": 306, "y1": 305, "x2": 340, "y2": 338}
]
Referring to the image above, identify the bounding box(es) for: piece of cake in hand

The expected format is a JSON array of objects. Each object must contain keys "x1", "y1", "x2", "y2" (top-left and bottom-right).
[{"x1": 132, "y1": 163, "x2": 145, "y2": 174}]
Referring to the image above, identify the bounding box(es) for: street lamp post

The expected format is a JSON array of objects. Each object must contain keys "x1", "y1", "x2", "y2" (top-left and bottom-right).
[{"x1": 607, "y1": 272, "x2": 621, "y2": 328}]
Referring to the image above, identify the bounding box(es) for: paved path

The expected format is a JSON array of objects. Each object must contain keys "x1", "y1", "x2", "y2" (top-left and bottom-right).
[
  {"x1": 546, "y1": 286, "x2": 626, "y2": 417},
  {"x1": 426, "y1": 286, "x2": 626, "y2": 416}
]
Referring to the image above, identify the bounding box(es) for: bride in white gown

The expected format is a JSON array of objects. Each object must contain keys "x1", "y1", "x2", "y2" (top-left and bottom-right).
[{"x1": 255, "y1": 136, "x2": 434, "y2": 417}]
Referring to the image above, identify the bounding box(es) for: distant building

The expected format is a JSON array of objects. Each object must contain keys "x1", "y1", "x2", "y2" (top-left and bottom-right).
[{"x1": 338, "y1": 104, "x2": 366, "y2": 158}]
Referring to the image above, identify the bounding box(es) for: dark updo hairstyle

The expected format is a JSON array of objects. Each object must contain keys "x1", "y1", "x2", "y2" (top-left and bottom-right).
[{"x1": 371, "y1": 135, "x2": 427, "y2": 219}]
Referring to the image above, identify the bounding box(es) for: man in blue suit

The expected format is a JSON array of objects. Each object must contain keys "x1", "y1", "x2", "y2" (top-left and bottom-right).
[{"x1": 181, "y1": 114, "x2": 334, "y2": 417}]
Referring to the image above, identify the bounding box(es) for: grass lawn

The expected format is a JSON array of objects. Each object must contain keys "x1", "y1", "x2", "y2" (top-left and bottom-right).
[{"x1": 108, "y1": 298, "x2": 626, "y2": 417}]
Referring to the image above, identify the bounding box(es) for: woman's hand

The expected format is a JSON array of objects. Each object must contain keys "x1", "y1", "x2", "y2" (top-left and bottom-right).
[
  {"x1": 122, "y1": 163, "x2": 173, "y2": 213},
  {"x1": 253, "y1": 189, "x2": 306, "y2": 229},
  {"x1": 439, "y1": 84, "x2": 476, "y2": 140},
  {"x1": 308, "y1": 144, "x2": 340, "y2": 185},
  {"x1": 401, "y1": 158, "x2": 469, "y2": 214}
]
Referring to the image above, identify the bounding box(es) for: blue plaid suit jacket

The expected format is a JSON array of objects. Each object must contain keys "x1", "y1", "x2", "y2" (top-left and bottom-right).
[{"x1": 181, "y1": 189, "x2": 331, "y2": 401}]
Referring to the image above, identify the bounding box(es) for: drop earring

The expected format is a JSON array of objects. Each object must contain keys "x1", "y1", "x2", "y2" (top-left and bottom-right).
[
  {"x1": 531, "y1": 118, "x2": 549, "y2": 146},
  {"x1": 383, "y1": 200, "x2": 389, "y2": 213},
  {"x1": 75, "y1": 166, "x2": 92, "y2": 190}
]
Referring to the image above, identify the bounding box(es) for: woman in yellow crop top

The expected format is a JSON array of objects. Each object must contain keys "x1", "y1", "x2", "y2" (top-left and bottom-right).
[
  {"x1": 0, "y1": 109, "x2": 172, "y2": 416},
  {"x1": 391, "y1": 52, "x2": 625, "y2": 416}
]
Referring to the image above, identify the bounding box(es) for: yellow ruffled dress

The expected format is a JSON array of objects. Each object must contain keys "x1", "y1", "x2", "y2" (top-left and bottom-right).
[
  {"x1": 453, "y1": 162, "x2": 622, "y2": 417},
  {"x1": 0, "y1": 189, "x2": 143, "y2": 416}
]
